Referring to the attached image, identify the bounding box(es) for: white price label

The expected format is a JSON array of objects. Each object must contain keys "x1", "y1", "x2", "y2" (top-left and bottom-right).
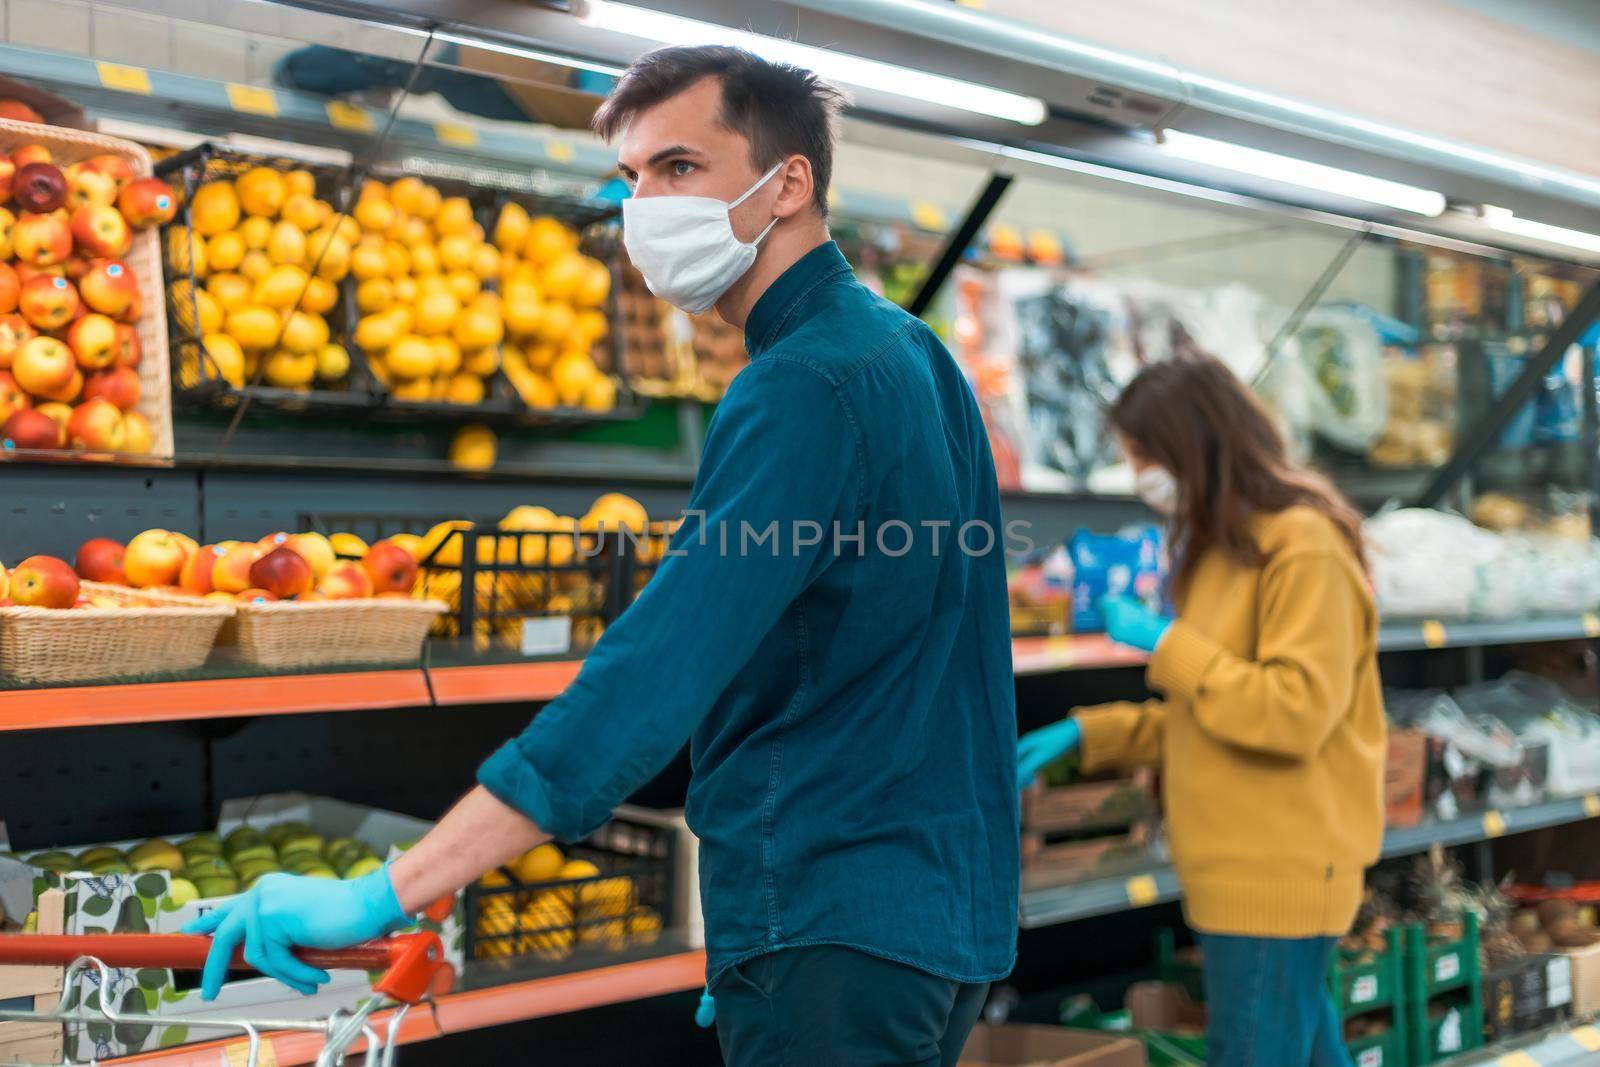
[
  {"x1": 520, "y1": 616, "x2": 573, "y2": 656},
  {"x1": 1548, "y1": 957, "x2": 1573, "y2": 1007},
  {"x1": 1438, "y1": 1007, "x2": 1463, "y2": 1052},
  {"x1": 1351, "y1": 975, "x2": 1379, "y2": 1004},
  {"x1": 1357, "y1": 1049, "x2": 1383, "y2": 1067},
  {"x1": 1435, "y1": 953, "x2": 1461, "y2": 983}
]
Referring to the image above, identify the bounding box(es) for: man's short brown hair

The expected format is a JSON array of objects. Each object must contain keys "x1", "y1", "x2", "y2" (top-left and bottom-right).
[{"x1": 592, "y1": 45, "x2": 844, "y2": 215}]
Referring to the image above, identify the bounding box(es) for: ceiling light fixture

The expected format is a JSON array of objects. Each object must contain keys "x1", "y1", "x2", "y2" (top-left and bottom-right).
[{"x1": 1480, "y1": 206, "x2": 1600, "y2": 255}]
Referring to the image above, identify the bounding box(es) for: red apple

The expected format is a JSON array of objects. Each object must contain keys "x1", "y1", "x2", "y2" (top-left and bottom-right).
[
  {"x1": 13, "y1": 163, "x2": 66, "y2": 213},
  {"x1": 0, "y1": 369, "x2": 29, "y2": 420},
  {"x1": 14, "y1": 263, "x2": 60, "y2": 285},
  {"x1": 77, "y1": 260, "x2": 137, "y2": 318},
  {"x1": 18, "y1": 274, "x2": 78, "y2": 331},
  {"x1": 11, "y1": 145, "x2": 50, "y2": 169},
  {"x1": 70, "y1": 204, "x2": 130, "y2": 258},
  {"x1": 362, "y1": 538, "x2": 418, "y2": 594},
  {"x1": 0, "y1": 100, "x2": 43, "y2": 124},
  {"x1": 67, "y1": 313, "x2": 118, "y2": 370},
  {"x1": 249, "y1": 546, "x2": 314, "y2": 599},
  {"x1": 123, "y1": 528, "x2": 187, "y2": 588},
  {"x1": 117, "y1": 177, "x2": 176, "y2": 229},
  {"x1": 9, "y1": 555, "x2": 79, "y2": 608},
  {"x1": 179, "y1": 543, "x2": 222, "y2": 595},
  {"x1": 122, "y1": 410, "x2": 152, "y2": 454},
  {"x1": 33, "y1": 401, "x2": 70, "y2": 444},
  {"x1": 65, "y1": 163, "x2": 117, "y2": 210},
  {"x1": 12, "y1": 211, "x2": 72, "y2": 267},
  {"x1": 0, "y1": 263, "x2": 17, "y2": 317},
  {"x1": 65, "y1": 396, "x2": 125, "y2": 451},
  {"x1": 81, "y1": 364, "x2": 140, "y2": 411},
  {"x1": 0, "y1": 315, "x2": 34, "y2": 371},
  {"x1": 1, "y1": 407, "x2": 57, "y2": 450},
  {"x1": 317, "y1": 559, "x2": 374, "y2": 599},
  {"x1": 212, "y1": 541, "x2": 264, "y2": 594},
  {"x1": 111, "y1": 322, "x2": 140, "y2": 368},
  {"x1": 83, "y1": 155, "x2": 133, "y2": 189},
  {"x1": 12, "y1": 335, "x2": 76, "y2": 399},
  {"x1": 74, "y1": 537, "x2": 127, "y2": 584}
]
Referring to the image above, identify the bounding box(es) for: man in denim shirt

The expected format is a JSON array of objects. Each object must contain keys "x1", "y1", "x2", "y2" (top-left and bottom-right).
[{"x1": 187, "y1": 46, "x2": 1017, "y2": 1065}]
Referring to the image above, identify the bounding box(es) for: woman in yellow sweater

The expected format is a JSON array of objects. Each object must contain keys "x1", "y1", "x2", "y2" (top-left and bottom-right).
[{"x1": 1018, "y1": 354, "x2": 1385, "y2": 1067}]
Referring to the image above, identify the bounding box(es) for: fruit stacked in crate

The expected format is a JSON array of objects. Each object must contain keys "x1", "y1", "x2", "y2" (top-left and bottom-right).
[
  {"x1": 1018, "y1": 751, "x2": 1156, "y2": 890},
  {"x1": 0, "y1": 135, "x2": 171, "y2": 455},
  {"x1": 621, "y1": 259, "x2": 746, "y2": 401},
  {"x1": 162, "y1": 150, "x2": 355, "y2": 395},
  {"x1": 466, "y1": 819, "x2": 671, "y2": 968}
]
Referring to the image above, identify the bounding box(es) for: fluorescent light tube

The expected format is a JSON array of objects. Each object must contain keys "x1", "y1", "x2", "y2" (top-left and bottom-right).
[
  {"x1": 579, "y1": 0, "x2": 1048, "y2": 126},
  {"x1": 1159, "y1": 129, "x2": 1447, "y2": 217},
  {"x1": 1481, "y1": 206, "x2": 1600, "y2": 255}
]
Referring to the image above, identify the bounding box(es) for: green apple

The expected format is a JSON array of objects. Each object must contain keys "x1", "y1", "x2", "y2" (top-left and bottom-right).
[
  {"x1": 299, "y1": 865, "x2": 338, "y2": 879},
  {"x1": 278, "y1": 832, "x2": 325, "y2": 858},
  {"x1": 180, "y1": 834, "x2": 222, "y2": 857},
  {"x1": 77, "y1": 846, "x2": 126, "y2": 868},
  {"x1": 342, "y1": 856, "x2": 384, "y2": 880},
  {"x1": 129, "y1": 839, "x2": 185, "y2": 873},
  {"x1": 167, "y1": 878, "x2": 200, "y2": 907},
  {"x1": 88, "y1": 859, "x2": 133, "y2": 875},
  {"x1": 227, "y1": 844, "x2": 276, "y2": 866},
  {"x1": 224, "y1": 827, "x2": 266, "y2": 854},
  {"x1": 192, "y1": 876, "x2": 239, "y2": 898},
  {"x1": 233, "y1": 858, "x2": 281, "y2": 885},
  {"x1": 27, "y1": 851, "x2": 77, "y2": 873},
  {"x1": 182, "y1": 855, "x2": 233, "y2": 878},
  {"x1": 265, "y1": 822, "x2": 312, "y2": 849}
]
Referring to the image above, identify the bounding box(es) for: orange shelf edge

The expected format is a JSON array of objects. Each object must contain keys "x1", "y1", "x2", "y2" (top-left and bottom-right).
[
  {"x1": 108, "y1": 951, "x2": 706, "y2": 1066},
  {"x1": 1011, "y1": 633, "x2": 1147, "y2": 675},
  {"x1": 428, "y1": 659, "x2": 584, "y2": 705}
]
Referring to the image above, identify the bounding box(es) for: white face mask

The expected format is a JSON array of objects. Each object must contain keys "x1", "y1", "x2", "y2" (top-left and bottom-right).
[
  {"x1": 621, "y1": 162, "x2": 784, "y2": 315},
  {"x1": 1135, "y1": 465, "x2": 1179, "y2": 515}
]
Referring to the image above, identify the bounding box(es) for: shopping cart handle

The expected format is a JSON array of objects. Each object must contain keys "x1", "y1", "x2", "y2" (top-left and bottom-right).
[{"x1": 0, "y1": 931, "x2": 444, "y2": 1004}]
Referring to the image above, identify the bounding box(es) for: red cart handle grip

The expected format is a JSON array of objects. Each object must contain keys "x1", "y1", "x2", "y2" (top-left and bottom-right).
[{"x1": 0, "y1": 931, "x2": 444, "y2": 1004}]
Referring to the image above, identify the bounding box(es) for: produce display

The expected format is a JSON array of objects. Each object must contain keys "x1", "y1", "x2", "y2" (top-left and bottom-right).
[
  {"x1": 0, "y1": 139, "x2": 167, "y2": 454},
  {"x1": 621, "y1": 261, "x2": 746, "y2": 400},
  {"x1": 472, "y1": 840, "x2": 663, "y2": 963}
]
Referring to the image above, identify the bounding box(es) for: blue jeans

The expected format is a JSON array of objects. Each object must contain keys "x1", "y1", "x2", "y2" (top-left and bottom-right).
[{"x1": 1200, "y1": 933, "x2": 1353, "y2": 1067}]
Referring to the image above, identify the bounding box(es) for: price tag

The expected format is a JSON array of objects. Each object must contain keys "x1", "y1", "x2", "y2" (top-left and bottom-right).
[
  {"x1": 1437, "y1": 1005, "x2": 1462, "y2": 1051},
  {"x1": 1124, "y1": 875, "x2": 1159, "y2": 906},
  {"x1": 96, "y1": 62, "x2": 150, "y2": 94},
  {"x1": 326, "y1": 100, "x2": 373, "y2": 132},
  {"x1": 1586, "y1": 613, "x2": 1600, "y2": 637},
  {"x1": 1571, "y1": 1025, "x2": 1600, "y2": 1051},
  {"x1": 545, "y1": 140, "x2": 575, "y2": 163},
  {"x1": 1481, "y1": 811, "x2": 1505, "y2": 838},
  {"x1": 1584, "y1": 794, "x2": 1600, "y2": 818},
  {"x1": 1435, "y1": 952, "x2": 1461, "y2": 983},
  {"x1": 435, "y1": 123, "x2": 478, "y2": 149},
  {"x1": 227, "y1": 83, "x2": 278, "y2": 117},
  {"x1": 1356, "y1": 1050, "x2": 1383, "y2": 1067},
  {"x1": 910, "y1": 200, "x2": 948, "y2": 232},
  {"x1": 1420, "y1": 620, "x2": 1447, "y2": 648},
  {"x1": 1350, "y1": 974, "x2": 1378, "y2": 1004},
  {"x1": 1495, "y1": 1053, "x2": 1539, "y2": 1067},
  {"x1": 226, "y1": 1036, "x2": 278, "y2": 1066},
  {"x1": 1547, "y1": 957, "x2": 1573, "y2": 1007},
  {"x1": 520, "y1": 616, "x2": 572, "y2": 657}
]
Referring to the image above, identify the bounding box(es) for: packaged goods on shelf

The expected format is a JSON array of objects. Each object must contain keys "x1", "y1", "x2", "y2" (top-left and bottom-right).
[
  {"x1": 1008, "y1": 545, "x2": 1073, "y2": 637},
  {"x1": 1385, "y1": 689, "x2": 1534, "y2": 818},
  {"x1": 1454, "y1": 672, "x2": 1600, "y2": 797},
  {"x1": 1368, "y1": 343, "x2": 1456, "y2": 469},
  {"x1": 1291, "y1": 304, "x2": 1389, "y2": 454},
  {"x1": 621, "y1": 261, "x2": 747, "y2": 400},
  {"x1": 1068, "y1": 526, "x2": 1164, "y2": 633}
]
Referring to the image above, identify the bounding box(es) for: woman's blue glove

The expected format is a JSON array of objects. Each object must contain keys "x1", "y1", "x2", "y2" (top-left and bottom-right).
[
  {"x1": 1016, "y1": 718, "x2": 1081, "y2": 790},
  {"x1": 1100, "y1": 594, "x2": 1172, "y2": 652},
  {"x1": 181, "y1": 868, "x2": 410, "y2": 1000}
]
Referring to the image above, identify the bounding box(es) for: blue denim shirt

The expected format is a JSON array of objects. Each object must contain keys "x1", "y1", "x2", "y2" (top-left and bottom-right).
[{"x1": 479, "y1": 241, "x2": 1018, "y2": 984}]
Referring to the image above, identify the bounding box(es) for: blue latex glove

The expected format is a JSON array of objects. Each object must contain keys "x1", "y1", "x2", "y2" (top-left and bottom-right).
[
  {"x1": 695, "y1": 986, "x2": 716, "y2": 1028},
  {"x1": 1100, "y1": 594, "x2": 1172, "y2": 653},
  {"x1": 181, "y1": 868, "x2": 410, "y2": 1000},
  {"x1": 1016, "y1": 718, "x2": 1081, "y2": 790}
]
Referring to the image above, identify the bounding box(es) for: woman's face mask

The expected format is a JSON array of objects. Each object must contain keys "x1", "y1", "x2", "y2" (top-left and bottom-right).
[{"x1": 1134, "y1": 465, "x2": 1179, "y2": 515}]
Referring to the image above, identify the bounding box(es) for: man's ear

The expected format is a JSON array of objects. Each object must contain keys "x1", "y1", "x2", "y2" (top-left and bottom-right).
[{"x1": 772, "y1": 156, "x2": 815, "y2": 220}]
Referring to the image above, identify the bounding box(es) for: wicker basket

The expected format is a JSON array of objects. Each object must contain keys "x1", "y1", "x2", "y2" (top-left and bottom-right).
[
  {"x1": 226, "y1": 597, "x2": 448, "y2": 669},
  {"x1": 0, "y1": 582, "x2": 232, "y2": 684},
  {"x1": 0, "y1": 117, "x2": 174, "y2": 459}
]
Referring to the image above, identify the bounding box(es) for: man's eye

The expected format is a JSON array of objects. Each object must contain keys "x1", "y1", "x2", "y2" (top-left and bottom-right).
[{"x1": 672, "y1": 161, "x2": 695, "y2": 177}]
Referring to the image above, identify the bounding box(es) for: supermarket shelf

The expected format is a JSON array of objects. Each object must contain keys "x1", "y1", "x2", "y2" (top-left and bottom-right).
[
  {"x1": 1449, "y1": 1020, "x2": 1600, "y2": 1065},
  {"x1": 1020, "y1": 795, "x2": 1600, "y2": 928},
  {"x1": 109, "y1": 951, "x2": 707, "y2": 1066},
  {"x1": 1012, "y1": 634, "x2": 1150, "y2": 674}
]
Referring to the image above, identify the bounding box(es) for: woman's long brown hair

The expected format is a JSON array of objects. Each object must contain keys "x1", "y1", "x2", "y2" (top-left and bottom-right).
[{"x1": 1107, "y1": 351, "x2": 1365, "y2": 596}]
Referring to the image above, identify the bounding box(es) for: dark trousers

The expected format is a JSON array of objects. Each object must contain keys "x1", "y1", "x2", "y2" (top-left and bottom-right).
[
  {"x1": 1199, "y1": 933, "x2": 1354, "y2": 1067},
  {"x1": 713, "y1": 944, "x2": 989, "y2": 1067}
]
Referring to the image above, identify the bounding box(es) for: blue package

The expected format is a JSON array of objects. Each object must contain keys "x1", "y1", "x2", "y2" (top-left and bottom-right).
[{"x1": 1069, "y1": 525, "x2": 1166, "y2": 632}]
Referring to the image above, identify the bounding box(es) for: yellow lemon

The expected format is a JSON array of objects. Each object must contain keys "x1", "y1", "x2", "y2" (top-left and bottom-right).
[
  {"x1": 414, "y1": 289, "x2": 460, "y2": 336},
  {"x1": 265, "y1": 348, "x2": 317, "y2": 388},
  {"x1": 227, "y1": 304, "x2": 280, "y2": 350},
  {"x1": 235, "y1": 167, "x2": 287, "y2": 218},
  {"x1": 504, "y1": 295, "x2": 543, "y2": 338},
  {"x1": 411, "y1": 182, "x2": 441, "y2": 220},
  {"x1": 193, "y1": 287, "x2": 224, "y2": 334},
  {"x1": 353, "y1": 312, "x2": 400, "y2": 352},
  {"x1": 436, "y1": 233, "x2": 475, "y2": 272},
  {"x1": 316, "y1": 342, "x2": 350, "y2": 380},
  {"x1": 328, "y1": 532, "x2": 368, "y2": 557},
  {"x1": 525, "y1": 344, "x2": 558, "y2": 372},
  {"x1": 384, "y1": 209, "x2": 412, "y2": 242},
  {"x1": 386, "y1": 334, "x2": 436, "y2": 379},
  {"x1": 410, "y1": 241, "x2": 441, "y2": 277},
  {"x1": 384, "y1": 302, "x2": 415, "y2": 338},
  {"x1": 307, "y1": 228, "x2": 351, "y2": 280},
  {"x1": 541, "y1": 252, "x2": 588, "y2": 304},
  {"x1": 445, "y1": 269, "x2": 481, "y2": 305},
  {"x1": 237, "y1": 249, "x2": 271, "y2": 282},
  {"x1": 510, "y1": 843, "x2": 565, "y2": 883},
  {"x1": 383, "y1": 240, "x2": 412, "y2": 279},
  {"x1": 574, "y1": 258, "x2": 611, "y2": 308},
  {"x1": 523, "y1": 216, "x2": 574, "y2": 265},
  {"x1": 267, "y1": 220, "x2": 307, "y2": 266},
  {"x1": 190, "y1": 181, "x2": 241, "y2": 236},
  {"x1": 206, "y1": 272, "x2": 252, "y2": 311},
  {"x1": 470, "y1": 243, "x2": 501, "y2": 281},
  {"x1": 358, "y1": 178, "x2": 388, "y2": 202},
  {"x1": 536, "y1": 301, "x2": 576, "y2": 345},
  {"x1": 581, "y1": 374, "x2": 617, "y2": 412},
  {"x1": 301, "y1": 275, "x2": 338, "y2": 315},
  {"x1": 434, "y1": 196, "x2": 475, "y2": 236},
  {"x1": 350, "y1": 241, "x2": 388, "y2": 281},
  {"x1": 494, "y1": 201, "x2": 530, "y2": 253},
  {"x1": 574, "y1": 308, "x2": 609, "y2": 346},
  {"x1": 395, "y1": 215, "x2": 430, "y2": 248},
  {"x1": 446, "y1": 373, "x2": 484, "y2": 405},
  {"x1": 354, "y1": 195, "x2": 395, "y2": 233},
  {"x1": 356, "y1": 277, "x2": 394, "y2": 314},
  {"x1": 253, "y1": 264, "x2": 311, "y2": 310},
  {"x1": 390, "y1": 375, "x2": 432, "y2": 401},
  {"x1": 551, "y1": 352, "x2": 597, "y2": 407},
  {"x1": 281, "y1": 310, "x2": 330, "y2": 355},
  {"x1": 389, "y1": 176, "x2": 429, "y2": 215},
  {"x1": 388, "y1": 532, "x2": 425, "y2": 560},
  {"x1": 239, "y1": 215, "x2": 273, "y2": 250},
  {"x1": 199, "y1": 333, "x2": 245, "y2": 387},
  {"x1": 284, "y1": 169, "x2": 316, "y2": 198},
  {"x1": 430, "y1": 336, "x2": 463, "y2": 375},
  {"x1": 393, "y1": 276, "x2": 418, "y2": 303},
  {"x1": 420, "y1": 520, "x2": 472, "y2": 566},
  {"x1": 462, "y1": 346, "x2": 499, "y2": 377},
  {"x1": 207, "y1": 231, "x2": 246, "y2": 272},
  {"x1": 167, "y1": 225, "x2": 207, "y2": 277},
  {"x1": 281, "y1": 193, "x2": 322, "y2": 232},
  {"x1": 334, "y1": 214, "x2": 361, "y2": 245},
  {"x1": 452, "y1": 305, "x2": 503, "y2": 350},
  {"x1": 449, "y1": 424, "x2": 496, "y2": 471}
]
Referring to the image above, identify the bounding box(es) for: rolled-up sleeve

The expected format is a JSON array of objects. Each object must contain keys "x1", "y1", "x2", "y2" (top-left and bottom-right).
[{"x1": 478, "y1": 357, "x2": 861, "y2": 840}]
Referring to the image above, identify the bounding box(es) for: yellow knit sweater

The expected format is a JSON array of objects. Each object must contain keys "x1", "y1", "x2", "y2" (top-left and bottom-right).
[{"x1": 1076, "y1": 506, "x2": 1385, "y2": 938}]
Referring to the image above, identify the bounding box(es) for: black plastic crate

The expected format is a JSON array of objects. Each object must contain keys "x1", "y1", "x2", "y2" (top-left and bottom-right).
[
  {"x1": 462, "y1": 816, "x2": 675, "y2": 971},
  {"x1": 155, "y1": 143, "x2": 383, "y2": 415}
]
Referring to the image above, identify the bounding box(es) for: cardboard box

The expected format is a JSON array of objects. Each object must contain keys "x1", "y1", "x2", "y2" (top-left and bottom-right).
[
  {"x1": 0, "y1": 888, "x2": 64, "y2": 1067},
  {"x1": 1023, "y1": 773, "x2": 1155, "y2": 835},
  {"x1": 959, "y1": 1023, "x2": 1145, "y2": 1067},
  {"x1": 1563, "y1": 941, "x2": 1600, "y2": 1015}
]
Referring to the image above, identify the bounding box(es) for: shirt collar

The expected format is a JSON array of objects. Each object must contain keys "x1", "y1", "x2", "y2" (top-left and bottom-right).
[{"x1": 743, "y1": 240, "x2": 852, "y2": 357}]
